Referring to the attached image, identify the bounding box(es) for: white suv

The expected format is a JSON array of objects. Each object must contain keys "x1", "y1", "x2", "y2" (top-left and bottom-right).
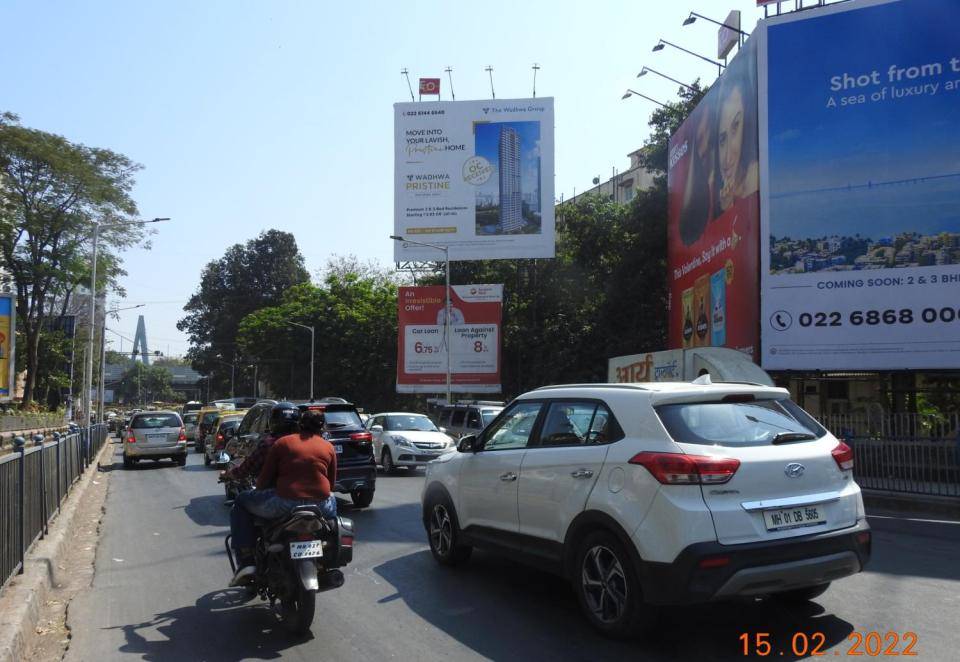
[{"x1": 421, "y1": 380, "x2": 871, "y2": 638}]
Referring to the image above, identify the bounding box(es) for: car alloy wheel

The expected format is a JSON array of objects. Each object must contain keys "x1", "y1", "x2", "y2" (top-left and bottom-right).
[
  {"x1": 382, "y1": 448, "x2": 394, "y2": 474},
  {"x1": 429, "y1": 503, "x2": 453, "y2": 558},
  {"x1": 581, "y1": 544, "x2": 628, "y2": 625}
]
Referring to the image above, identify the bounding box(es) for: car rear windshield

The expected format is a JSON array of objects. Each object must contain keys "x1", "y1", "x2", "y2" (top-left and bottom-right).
[
  {"x1": 322, "y1": 409, "x2": 364, "y2": 430},
  {"x1": 183, "y1": 413, "x2": 198, "y2": 424},
  {"x1": 655, "y1": 398, "x2": 827, "y2": 447},
  {"x1": 202, "y1": 412, "x2": 220, "y2": 425},
  {"x1": 131, "y1": 414, "x2": 181, "y2": 429},
  {"x1": 384, "y1": 415, "x2": 437, "y2": 432},
  {"x1": 219, "y1": 419, "x2": 240, "y2": 430}
]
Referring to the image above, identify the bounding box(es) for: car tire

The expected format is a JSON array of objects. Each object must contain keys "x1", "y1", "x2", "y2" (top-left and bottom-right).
[
  {"x1": 572, "y1": 530, "x2": 656, "y2": 639},
  {"x1": 381, "y1": 448, "x2": 396, "y2": 475},
  {"x1": 123, "y1": 454, "x2": 134, "y2": 469},
  {"x1": 350, "y1": 489, "x2": 374, "y2": 508},
  {"x1": 425, "y1": 497, "x2": 472, "y2": 566},
  {"x1": 176, "y1": 455, "x2": 187, "y2": 467},
  {"x1": 773, "y1": 582, "x2": 831, "y2": 604}
]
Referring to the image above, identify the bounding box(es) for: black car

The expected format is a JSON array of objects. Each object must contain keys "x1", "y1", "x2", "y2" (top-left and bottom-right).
[{"x1": 299, "y1": 402, "x2": 376, "y2": 508}]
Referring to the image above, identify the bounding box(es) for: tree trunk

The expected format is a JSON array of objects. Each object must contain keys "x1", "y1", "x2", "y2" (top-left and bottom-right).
[{"x1": 21, "y1": 323, "x2": 41, "y2": 405}]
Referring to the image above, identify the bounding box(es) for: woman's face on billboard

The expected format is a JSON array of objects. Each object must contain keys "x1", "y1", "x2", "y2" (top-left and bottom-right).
[{"x1": 718, "y1": 86, "x2": 744, "y2": 188}]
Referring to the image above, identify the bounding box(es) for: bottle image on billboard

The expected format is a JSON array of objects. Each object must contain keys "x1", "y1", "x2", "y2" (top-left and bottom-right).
[
  {"x1": 693, "y1": 274, "x2": 711, "y2": 347},
  {"x1": 682, "y1": 287, "x2": 695, "y2": 348},
  {"x1": 710, "y1": 269, "x2": 726, "y2": 346}
]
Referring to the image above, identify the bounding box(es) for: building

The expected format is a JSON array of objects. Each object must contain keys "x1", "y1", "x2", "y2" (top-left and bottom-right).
[
  {"x1": 564, "y1": 148, "x2": 657, "y2": 205},
  {"x1": 498, "y1": 126, "x2": 523, "y2": 233}
]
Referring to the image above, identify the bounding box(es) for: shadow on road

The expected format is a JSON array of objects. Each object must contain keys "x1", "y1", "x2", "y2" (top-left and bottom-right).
[
  {"x1": 341, "y1": 502, "x2": 424, "y2": 544},
  {"x1": 106, "y1": 589, "x2": 307, "y2": 661},
  {"x1": 183, "y1": 494, "x2": 231, "y2": 527},
  {"x1": 374, "y1": 550, "x2": 855, "y2": 661}
]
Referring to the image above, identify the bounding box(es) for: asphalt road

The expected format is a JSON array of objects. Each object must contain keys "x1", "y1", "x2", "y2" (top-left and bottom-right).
[{"x1": 66, "y1": 439, "x2": 960, "y2": 661}]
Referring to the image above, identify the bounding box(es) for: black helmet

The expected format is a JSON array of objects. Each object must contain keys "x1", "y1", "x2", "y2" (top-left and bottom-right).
[{"x1": 269, "y1": 402, "x2": 300, "y2": 435}]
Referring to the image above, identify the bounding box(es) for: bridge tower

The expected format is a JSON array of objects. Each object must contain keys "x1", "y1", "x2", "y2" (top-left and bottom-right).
[{"x1": 132, "y1": 314, "x2": 150, "y2": 365}]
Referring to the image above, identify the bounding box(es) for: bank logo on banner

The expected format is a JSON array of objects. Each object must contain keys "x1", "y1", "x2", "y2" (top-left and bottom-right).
[
  {"x1": 393, "y1": 98, "x2": 555, "y2": 261},
  {"x1": 759, "y1": 0, "x2": 960, "y2": 370},
  {"x1": 396, "y1": 285, "x2": 503, "y2": 394}
]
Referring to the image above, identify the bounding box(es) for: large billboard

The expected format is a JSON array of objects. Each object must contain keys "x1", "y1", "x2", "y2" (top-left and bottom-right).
[
  {"x1": 667, "y1": 36, "x2": 760, "y2": 360},
  {"x1": 394, "y1": 98, "x2": 555, "y2": 261},
  {"x1": 759, "y1": 0, "x2": 960, "y2": 370},
  {"x1": 396, "y1": 285, "x2": 502, "y2": 393},
  {"x1": 0, "y1": 294, "x2": 15, "y2": 401}
]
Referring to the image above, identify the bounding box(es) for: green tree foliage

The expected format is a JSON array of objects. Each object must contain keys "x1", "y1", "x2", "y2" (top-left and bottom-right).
[
  {"x1": 177, "y1": 230, "x2": 309, "y2": 397},
  {"x1": 0, "y1": 112, "x2": 146, "y2": 405},
  {"x1": 237, "y1": 257, "x2": 399, "y2": 409},
  {"x1": 117, "y1": 362, "x2": 175, "y2": 404}
]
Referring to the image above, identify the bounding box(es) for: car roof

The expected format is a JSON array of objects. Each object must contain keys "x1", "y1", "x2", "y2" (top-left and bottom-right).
[
  {"x1": 132, "y1": 410, "x2": 180, "y2": 417},
  {"x1": 524, "y1": 382, "x2": 790, "y2": 406},
  {"x1": 372, "y1": 412, "x2": 432, "y2": 417}
]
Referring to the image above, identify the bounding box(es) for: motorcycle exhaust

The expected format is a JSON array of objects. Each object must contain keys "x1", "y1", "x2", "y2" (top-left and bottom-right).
[{"x1": 318, "y1": 569, "x2": 345, "y2": 592}]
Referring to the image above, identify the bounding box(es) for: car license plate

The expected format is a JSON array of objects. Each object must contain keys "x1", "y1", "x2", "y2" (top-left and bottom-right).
[
  {"x1": 335, "y1": 445, "x2": 343, "y2": 454},
  {"x1": 763, "y1": 505, "x2": 826, "y2": 531},
  {"x1": 147, "y1": 434, "x2": 167, "y2": 442},
  {"x1": 289, "y1": 540, "x2": 324, "y2": 559}
]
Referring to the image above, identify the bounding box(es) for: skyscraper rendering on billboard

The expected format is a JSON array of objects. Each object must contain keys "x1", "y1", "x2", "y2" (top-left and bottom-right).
[{"x1": 498, "y1": 126, "x2": 522, "y2": 233}]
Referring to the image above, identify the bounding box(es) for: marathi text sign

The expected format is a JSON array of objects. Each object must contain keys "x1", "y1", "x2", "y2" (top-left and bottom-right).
[
  {"x1": 394, "y1": 98, "x2": 555, "y2": 261},
  {"x1": 759, "y1": 0, "x2": 960, "y2": 370},
  {"x1": 397, "y1": 285, "x2": 502, "y2": 393}
]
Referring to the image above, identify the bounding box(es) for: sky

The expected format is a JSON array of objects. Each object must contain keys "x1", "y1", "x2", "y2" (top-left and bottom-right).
[{"x1": 2, "y1": 0, "x2": 767, "y2": 358}]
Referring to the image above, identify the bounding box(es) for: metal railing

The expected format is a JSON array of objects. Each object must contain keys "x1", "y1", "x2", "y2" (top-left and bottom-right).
[
  {"x1": 820, "y1": 413, "x2": 960, "y2": 498},
  {"x1": 0, "y1": 424, "x2": 109, "y2": 591}
]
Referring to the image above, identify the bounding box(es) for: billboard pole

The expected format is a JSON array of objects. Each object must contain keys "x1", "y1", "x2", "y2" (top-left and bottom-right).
[
  {"x1": 445, "y1": 66, "x2": 455, "y2": 101},
  {"x1": 400, "y1": 68, "x2": 415, "y2": 102},
  {"x1": 532, "y1": 63, "x2": 540, "y2": 98},
  {"x1": 485, "y1": 65, "x2": 495, "y2": 99}
]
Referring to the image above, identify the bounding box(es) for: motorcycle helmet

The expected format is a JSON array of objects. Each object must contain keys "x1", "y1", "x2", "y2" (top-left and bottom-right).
[{"x1": 269, "y1": 401, "x2": 300, "y2": 436}]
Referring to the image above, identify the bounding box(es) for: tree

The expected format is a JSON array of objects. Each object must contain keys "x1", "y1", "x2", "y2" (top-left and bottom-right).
[
  {"x1": 0, "y1": 112, "x2": 146, "y2": 404},
  {"x1": 237, "y1": 258, "x2": 399, "y2": 410},
  {"x1": 117, "y1": 362, "x2": 175, "y2": 404},
  {"x1": 178, "y1": 230, "x2": 310, "y2": 396}
]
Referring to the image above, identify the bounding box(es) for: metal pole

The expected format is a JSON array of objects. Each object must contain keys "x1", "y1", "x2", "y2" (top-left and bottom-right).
[
  {"x1": 98, "y1": 322, "x2": 107, "y2": 424},
  {"x1": 444, "y1": 248, "x2": 451, "y2": 406},
  {"x1": 231, "y1": 363, "x2": 235, "y2": 399},
  {"x1": 83, "y1": 222, "x2": 99, "y2": 425}
]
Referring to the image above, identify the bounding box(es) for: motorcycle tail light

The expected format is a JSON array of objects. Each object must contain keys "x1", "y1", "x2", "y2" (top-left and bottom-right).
[
  {"x1": 341, "y1": 535, "x2": 354, "y2": 547},
  {"x1": 294, "y1": 533, "x2": 315, "y2": 542}
]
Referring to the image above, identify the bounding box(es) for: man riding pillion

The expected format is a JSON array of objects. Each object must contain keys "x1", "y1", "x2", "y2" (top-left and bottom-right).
[{"x1": 229, "y1": 407, "x2": 338, "y2": 586}]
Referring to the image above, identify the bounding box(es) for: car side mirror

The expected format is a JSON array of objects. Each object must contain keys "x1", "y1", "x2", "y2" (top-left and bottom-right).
[
  {"x1": 438, "y1": 427, "x2": 447, "y2": 434},
  {"x1": 458, "y1": 434, "x2": 479, "y2": 453},
  {"x1": 371, "y1": 425, "x2": 383, "y2": 433}
]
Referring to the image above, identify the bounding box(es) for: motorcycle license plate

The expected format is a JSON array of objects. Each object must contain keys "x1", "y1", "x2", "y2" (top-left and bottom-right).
[{"x1": 289, "y1": 540, "x2": 324, "y2": 559}]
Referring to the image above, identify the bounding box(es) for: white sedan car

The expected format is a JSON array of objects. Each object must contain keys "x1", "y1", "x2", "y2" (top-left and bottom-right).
[{"x1": 366, "y1": 412, "x2": 456, "y2": 473}]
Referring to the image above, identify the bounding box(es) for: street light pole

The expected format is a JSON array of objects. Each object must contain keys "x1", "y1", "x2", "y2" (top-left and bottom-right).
[
  {"x1": 390, "y1": 235, "x2": 452, "y2": 405},
  {"x1": 285, "y1": 321, "x2": 315, "y2": 401},
  {"x1": 82, "y1": 217, "x2": 168, "y2": 426}
]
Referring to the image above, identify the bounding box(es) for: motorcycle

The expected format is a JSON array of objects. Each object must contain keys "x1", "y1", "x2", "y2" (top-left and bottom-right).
[{"x1": 223, "y1": 500, "x2": 354, "y2": 634}]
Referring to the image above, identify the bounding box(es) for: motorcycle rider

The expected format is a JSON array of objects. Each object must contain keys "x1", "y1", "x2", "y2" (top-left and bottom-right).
[
  {"x1": 220, "y1": 401, "x2": 298, "y2": 497},
  {"x1": 229, "y1": 408, "x2": 338, "y2": 586}
]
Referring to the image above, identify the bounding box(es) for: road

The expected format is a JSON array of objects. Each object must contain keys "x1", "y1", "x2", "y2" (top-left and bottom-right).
[{"x1": 66, "y1": 438, "x2": 960, "y2": 661}]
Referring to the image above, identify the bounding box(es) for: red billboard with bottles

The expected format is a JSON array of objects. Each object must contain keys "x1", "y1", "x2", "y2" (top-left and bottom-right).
[
  {"x1": 396, "y1": 285, "x2": 502, "y2": 393},
  {"x1": 667, "y1": 36, "x2": 760, "y2": 360}
]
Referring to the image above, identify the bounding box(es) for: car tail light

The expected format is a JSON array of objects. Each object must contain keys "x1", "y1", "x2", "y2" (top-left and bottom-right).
[
  {"x1": 178, "y1": 428, "x2": 187, "y2": 442},
  {"x1": 126, "y1": 435, "x2": 136, "y2": 443},
  {"x1": 698, "y1": 555, "x2": 730, "y2": 569},
  {"x1": 350, "y1": 432, "x2": 373, "y2": 443},
  {"x1": 856, "y1": 531, "x2": 871, "y2": 545},
  {"x1": 832, "y1": 441, "x2": 854, "y2": 471},
  {"x1": 629, "y1": 452, "x2": 740, "y2": 485}
]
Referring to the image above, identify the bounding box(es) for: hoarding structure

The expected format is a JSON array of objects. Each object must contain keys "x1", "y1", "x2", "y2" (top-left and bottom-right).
[
  {"x1": 667, "y1": 36, "x2": 760, "y2": 359},
  {"x1": 396, "y1": 285, "x2": 502, "y2": 393},
  {"x1": 759, "y1": 0, "x2": 960, "y2": 370},
  {"x1": 394, "y1": 98, "x2": 555, "y2": 261}
]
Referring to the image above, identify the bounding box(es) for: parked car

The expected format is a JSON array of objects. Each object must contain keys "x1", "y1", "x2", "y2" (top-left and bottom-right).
[
  {"x1": 299, "y1": 402, "x2": 376, "y2": 508},
  {"x1": 182, "y1": 412, "x2": 199, "y2": 442},
  {"x1": 366, "y1": 412, "x2": 455, "y2": 473},
  {"x1": 195, "y1": 404, "x2": 236, "y2": 453},
  {"x1": 204, "y1": 411, "x2": 247, "y2": 467},
  {"x1": 435, "y1": 402, "x2": 504, "y2": 439},
  {"x1": 421, "y1": 379, "x2": 871, "y2": 638},
  {"x1": 123, "y1": 411, "x2": 187, "y2": 468}
]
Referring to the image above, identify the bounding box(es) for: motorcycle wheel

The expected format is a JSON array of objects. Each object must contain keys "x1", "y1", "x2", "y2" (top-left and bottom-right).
[{"x1": 279, "y1": 583, "x2": 316, "y2": 635}]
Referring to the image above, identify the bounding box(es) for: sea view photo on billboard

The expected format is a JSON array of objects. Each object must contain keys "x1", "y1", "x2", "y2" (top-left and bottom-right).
[
  {"x1": 767, "y1": 0, "x2": 960, "y2": 275},
  {"x1": 474, "y1": 121, "x2": 542, "y2": 236}
]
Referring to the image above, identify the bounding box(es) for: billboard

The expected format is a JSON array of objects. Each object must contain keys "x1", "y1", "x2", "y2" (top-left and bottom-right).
[
  {"x1": 394, "y1": 98, "x2": 555, "y2": 261},
  {"x1": 0, "y1": 294, "x2": 15, "y2": 400},
  {"x1": 759, "y1": 0, "x2": 960, "y2": 370},
  {"x1": 667, "y1": 35, "x2": 760, "y2": 360},
  {"x1": 396, "y1": 285, "x2": 503, "y2": 393}
]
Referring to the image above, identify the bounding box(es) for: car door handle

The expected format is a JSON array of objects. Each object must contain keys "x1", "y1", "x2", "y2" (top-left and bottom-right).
[
  {"x1": 570, "y1": 469, "x2": 594, "y2": 479},
  {"x1": 499, "y1": 472, "x2": 517, "y2": 482}
]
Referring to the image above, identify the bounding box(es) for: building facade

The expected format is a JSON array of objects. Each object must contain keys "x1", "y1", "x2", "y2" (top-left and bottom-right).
[{"x1": 498, "y1": 126, "x2": 523, "y2": 233}]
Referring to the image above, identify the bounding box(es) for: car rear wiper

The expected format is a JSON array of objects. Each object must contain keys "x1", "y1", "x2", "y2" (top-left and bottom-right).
[{"x1": 772, "y1": 431, "x2": 818, "y2": 444}]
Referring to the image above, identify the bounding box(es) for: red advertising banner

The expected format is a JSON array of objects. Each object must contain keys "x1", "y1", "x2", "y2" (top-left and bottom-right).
[
  {"x1": 667, "y1": 35, "x2": 760, "y2": 360},
  {"x1": 419, "y1": 77, "x2": 441, "y2": 96},
  {"x1": 396, "y1": 284, "x2": 502, "y2": 393}
]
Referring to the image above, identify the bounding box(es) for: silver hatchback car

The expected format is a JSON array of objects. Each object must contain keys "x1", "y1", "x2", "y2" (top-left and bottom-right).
[{"x1": 123, "y1": 411, "x2": 187, "y2": 468}]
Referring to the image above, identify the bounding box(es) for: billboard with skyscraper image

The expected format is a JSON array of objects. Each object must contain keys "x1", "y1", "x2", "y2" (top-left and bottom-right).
[{"x1": 394, "y1": 98, "x2": 554, "y2": 261}]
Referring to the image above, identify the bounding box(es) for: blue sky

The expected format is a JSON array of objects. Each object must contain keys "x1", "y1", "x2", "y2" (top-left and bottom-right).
[{"x1": 2, "y1": 0, "x2": 766, "y2": 356}]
